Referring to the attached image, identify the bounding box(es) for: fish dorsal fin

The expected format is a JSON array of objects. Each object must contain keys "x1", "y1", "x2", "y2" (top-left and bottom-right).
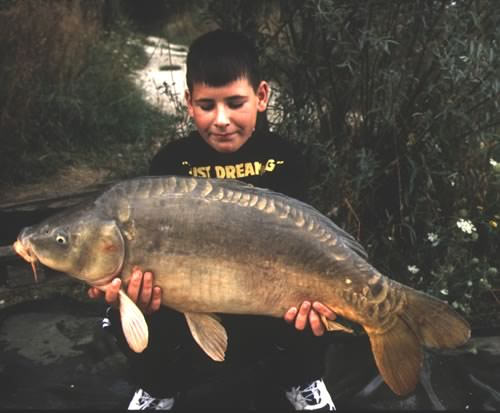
[
  {"x1": 118, "y1": 290, "x2": 149, "y2": 353},
  {"x1": 184, "y1": 312, "x2": 228, "y2": 362}
]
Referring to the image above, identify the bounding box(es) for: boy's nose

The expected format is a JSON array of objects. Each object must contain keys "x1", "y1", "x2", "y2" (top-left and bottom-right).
[{"x1": 214, "y1": 106, "x2": 230, "y2": 127}]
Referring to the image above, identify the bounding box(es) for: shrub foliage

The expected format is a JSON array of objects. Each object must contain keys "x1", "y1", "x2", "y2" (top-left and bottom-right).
[{"x1": 208, "y1": 0, "x2": 500, "y2": 327}]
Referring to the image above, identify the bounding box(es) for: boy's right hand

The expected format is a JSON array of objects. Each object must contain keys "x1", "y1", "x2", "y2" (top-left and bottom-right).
[{"x1": 87, "y1": 267, "x2": 162, "y2": 315}]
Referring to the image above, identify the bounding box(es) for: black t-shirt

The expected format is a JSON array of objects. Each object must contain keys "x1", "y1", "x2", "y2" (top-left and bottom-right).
[
  {"x1": 149, "y1": 129, "x2": 308, "y2": 202},
  {"x1": 110, "y1": 130, "x2": 325, "y2": 397}
]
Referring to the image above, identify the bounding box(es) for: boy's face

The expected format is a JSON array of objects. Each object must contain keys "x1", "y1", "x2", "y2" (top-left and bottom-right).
[{"x1": 185, "y1": 78, "x2": 269, "y2": 153}]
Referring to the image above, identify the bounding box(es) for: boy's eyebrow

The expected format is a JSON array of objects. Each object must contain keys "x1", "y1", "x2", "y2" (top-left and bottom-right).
[
  {"x1": 226, "y1": 95, "x2": 248, "y2": 100},
  {"x1": 194, "y1": 95, "x2": 248, "y2": 103}
]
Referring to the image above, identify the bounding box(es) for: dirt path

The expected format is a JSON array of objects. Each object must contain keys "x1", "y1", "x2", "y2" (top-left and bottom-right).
[{"x1": 134, "y1": 36, "x2": 187, "y2": 114}]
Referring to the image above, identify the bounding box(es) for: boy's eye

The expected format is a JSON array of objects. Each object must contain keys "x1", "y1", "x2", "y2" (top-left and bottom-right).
[
  {"x1": 227, "y1": 100, "x2": 245, "y2": 109},
  {"x1": 195, "y1": 98, "x2": 246, "y2": 111},
  {"x1": 199, "y1": 103, "x2": 214, "y2": 111}
]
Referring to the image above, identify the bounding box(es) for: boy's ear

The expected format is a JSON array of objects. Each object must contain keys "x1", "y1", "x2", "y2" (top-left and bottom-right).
[
  {"x1": 185, "y1": 89, "x2": 194, "y2": 117},
  {"x1": 256, "y1": 81, "x2": 270, "y2": 112}
]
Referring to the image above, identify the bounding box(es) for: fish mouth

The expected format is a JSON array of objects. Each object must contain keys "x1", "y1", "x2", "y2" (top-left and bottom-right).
[{"x1": 13, "y1": 239, "x2": 40, "y2": 282}]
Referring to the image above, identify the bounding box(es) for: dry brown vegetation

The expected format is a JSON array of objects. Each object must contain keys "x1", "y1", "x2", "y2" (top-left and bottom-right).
[
  {"x1": 0, "y1": 0, "x2": 175, "y2": 196},
  {"x1": 0, "y1": 1, "x2": 100, "y2": 133}
]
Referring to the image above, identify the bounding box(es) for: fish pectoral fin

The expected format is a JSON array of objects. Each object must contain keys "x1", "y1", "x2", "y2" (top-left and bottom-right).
[
  {"x1": 184, "y1": 312, "x2": 228, "y2": 362},
  {"x1": 118, "y1": 290, "x2": 149, "y2": 353},
  {"x1": 321, "y1": 315, "x2": 354, "y2": 333}
]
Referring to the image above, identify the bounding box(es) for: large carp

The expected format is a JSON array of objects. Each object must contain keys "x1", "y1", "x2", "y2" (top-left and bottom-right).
[{"x1": 14, "y1": 176, "x2": 470, "y2": 396}]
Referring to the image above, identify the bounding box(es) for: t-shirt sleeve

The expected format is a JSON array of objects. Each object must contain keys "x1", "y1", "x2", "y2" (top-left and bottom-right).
[{"x1": 149, "y1": 141, "x2": 189, "y2": 176}]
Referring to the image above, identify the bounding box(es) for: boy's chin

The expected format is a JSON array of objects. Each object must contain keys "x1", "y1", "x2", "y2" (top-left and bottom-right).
[
  {"x1": 214, "y1": 143, "x2": 241, "y2": 153},
  {"x1": 205, "y1": 135, "x2": 250, "y2": 153}
]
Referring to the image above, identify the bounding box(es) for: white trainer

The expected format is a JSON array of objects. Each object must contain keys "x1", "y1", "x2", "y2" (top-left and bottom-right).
[
  {"x1": 127, "y1": 388, "x2": 175, "y2": 410},
  {"x1": 285, "y1": 378, "x2": 336, "y2": 410}
]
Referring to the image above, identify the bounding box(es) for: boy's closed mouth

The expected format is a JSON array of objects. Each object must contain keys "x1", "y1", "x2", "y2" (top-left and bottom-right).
[{"x1": 212, "y1": 133, "x2": 236, "y2": 139}]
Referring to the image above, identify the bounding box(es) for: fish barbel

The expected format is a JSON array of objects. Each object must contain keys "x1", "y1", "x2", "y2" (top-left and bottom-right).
[{"x1": 13, "y1": 176, "x2": 470, "y2": 395}]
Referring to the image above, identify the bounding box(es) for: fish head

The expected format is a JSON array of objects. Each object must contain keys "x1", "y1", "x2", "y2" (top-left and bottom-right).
[{"x1": 14, "y1": 204, "x2": 125, "y2": 286}]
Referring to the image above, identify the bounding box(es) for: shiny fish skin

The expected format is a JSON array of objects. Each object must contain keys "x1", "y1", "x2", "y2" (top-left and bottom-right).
[{"x1": 14, "y1": 176, "x2": 470, "y2": 396}]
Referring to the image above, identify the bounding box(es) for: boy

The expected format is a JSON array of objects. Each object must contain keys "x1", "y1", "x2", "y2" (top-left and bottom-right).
[{"x1": 89, "y1": 29, "x2": 336, "y2": 410}]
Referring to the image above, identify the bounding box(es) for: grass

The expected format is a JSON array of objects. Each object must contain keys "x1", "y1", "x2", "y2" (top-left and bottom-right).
[{"x1": 0, "y1": 2, "x2": 179, "y2": 192}]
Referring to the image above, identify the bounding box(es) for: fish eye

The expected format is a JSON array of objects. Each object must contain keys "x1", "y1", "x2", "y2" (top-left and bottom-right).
[{"x1": 56, "y1": 235, "x2": 67, "y2": 245}]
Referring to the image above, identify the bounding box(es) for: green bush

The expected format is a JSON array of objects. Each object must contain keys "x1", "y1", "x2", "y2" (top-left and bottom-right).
[{"x1": 208, "y1": 0, "x2": 500, "y2": 327}]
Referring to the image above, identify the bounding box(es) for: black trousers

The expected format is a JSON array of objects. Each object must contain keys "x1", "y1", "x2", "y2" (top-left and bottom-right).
[{"x1": 108, "y1": 307, "x2": 331, "y2": 408}]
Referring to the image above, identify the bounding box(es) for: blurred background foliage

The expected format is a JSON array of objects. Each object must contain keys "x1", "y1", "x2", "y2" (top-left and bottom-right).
[{"x1": 0, "y1": 0, "x2": 498, "y2": 328}]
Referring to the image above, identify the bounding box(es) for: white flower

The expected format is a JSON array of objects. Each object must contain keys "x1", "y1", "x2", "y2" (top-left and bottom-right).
[
  {"x1": 467, "y1": 280, "x2": 473, "y2": 287},
  {"x1": 408, "y1": 265, "x2": 420, "y2": 274},
  {"x1": 427, "y1": 232, "x2": 438, "y2": 242},
  {"x1": 440, "y1": 288, "x2": 449, "y2": 296},
  {"x1": 456, "y1": 218, "x2": 477, "y2": 234},
  {"x1": 490, "y1": 158, "x2": 498, "y2": 167},
  {"x1": 426, "y1": 232, "x2": 440, "y2": 246}
]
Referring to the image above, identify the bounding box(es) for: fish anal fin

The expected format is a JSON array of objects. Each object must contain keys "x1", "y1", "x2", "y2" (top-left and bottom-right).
[
  {"x1": 366, "y1": 318, "x2": 422, "y2": 396},
  {"x1": 118, "y1": 290, "x2": 149, "y2": 353},
  {"x1": 321, "y1": 314, "x2": 354, "y2": 333},
  {"x1": 185, "y1": 312, "x2": 228, "y2": 362}
]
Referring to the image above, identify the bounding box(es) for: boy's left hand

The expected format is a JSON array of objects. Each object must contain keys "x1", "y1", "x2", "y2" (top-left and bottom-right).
[{"x1": 284, "y1": 301, "x2": 336, "y2": 336}]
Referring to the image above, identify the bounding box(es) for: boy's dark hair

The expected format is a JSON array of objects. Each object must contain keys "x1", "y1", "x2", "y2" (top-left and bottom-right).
[{"x1": 186, "y1": 29, "x2": 261, "y2": 93}]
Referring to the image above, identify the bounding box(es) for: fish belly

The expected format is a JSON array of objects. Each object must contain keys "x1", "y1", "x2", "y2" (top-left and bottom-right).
[{"x1": 114, "y1": 188, "x2": 341, "y2": 318}]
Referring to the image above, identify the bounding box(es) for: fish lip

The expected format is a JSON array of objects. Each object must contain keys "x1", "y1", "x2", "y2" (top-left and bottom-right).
[
  {"x1": 13, "y1": 238, "x2": 40, "y2": 282},
  {"x1": 13, "y1": 239, "x2": 37, "y2": 264}
]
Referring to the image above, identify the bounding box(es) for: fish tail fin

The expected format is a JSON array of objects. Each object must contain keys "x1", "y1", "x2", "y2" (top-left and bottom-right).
[
  {"x1": 403, "y1": 288, "x2": 471, "y2": 349},
  {"x1": 366, "y1": 287, "x2": 470, "y2": 396}
]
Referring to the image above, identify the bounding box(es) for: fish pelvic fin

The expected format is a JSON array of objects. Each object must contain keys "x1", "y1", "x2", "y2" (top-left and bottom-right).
[
  {"x1": 184, "y1": 312, "x2": 228, "y2": 362},
  {"x1": 320, "y1": 314, "x2": 354, "y2": 333},
  {"x1": 365, "y1": 286, "x2": 471, "y2": 396},
  {"x1": 118, "y1": 290, "x2": 149, "y2": 353}
]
